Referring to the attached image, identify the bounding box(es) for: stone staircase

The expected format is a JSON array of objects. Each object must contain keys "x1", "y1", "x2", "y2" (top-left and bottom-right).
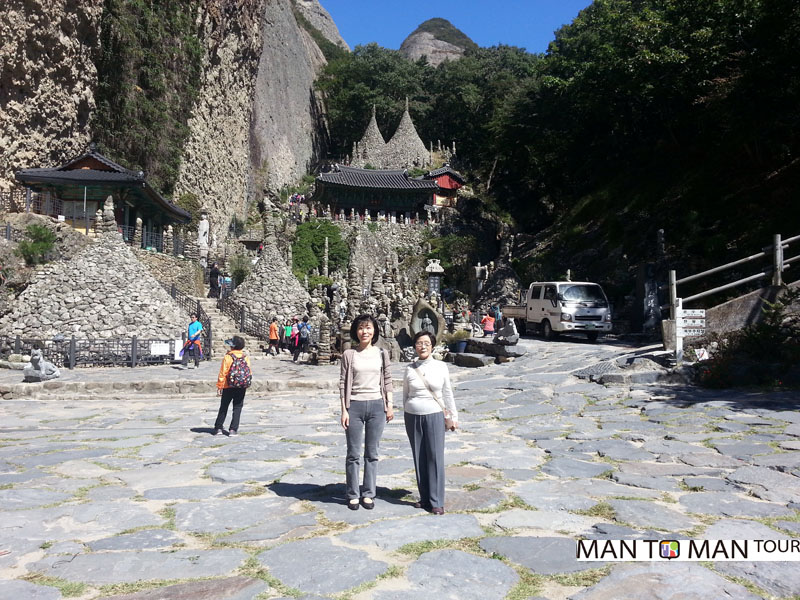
[{"x1": 196, "y1": 298, "x2": 267, "y2": 359}]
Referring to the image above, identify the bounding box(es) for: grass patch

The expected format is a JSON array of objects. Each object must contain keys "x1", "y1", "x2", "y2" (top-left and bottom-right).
[
  {"x1": 227, "y1": 486, "x2": 268, "y2": 499},
  {"x1": 595, "y1": 469, "x2": 615, "y2": 480},
  {"x1": 39, "y1": 541, "x2": 54, "y2": 550},
  {"x1": 707, "y1": 569, "x2": 772, "y2": 598},
  {"x1": 660, "y1": 492, "x2": 677, "y2": 504},
  {"x1": 22, "y1": 574, "x2": 87, "y2": 597},
  {"x1": 575, "y1": 502, "x2": 616, "y2": 521},
  {"x1": 97, "y1": 579, "x2": 188, "y2": 597},
  {"x1": 396, "y1": 536, "x2": 484, "y2": 558},
  {"x1": 159, "y1": 505, "x2": 176, "y2": 530},
  {"x1": 239, "y1": 556, "x2": 302, "y2": 597},
  {"x1": 503, "y1": 567, "x2": 544, "y2": 600},
  {"x1": 463, "y1": 482, "x2": 482, "y2": 492},
  {"x1": 335, "y1": 565, "x2": 405, "y2": 600},
  {"x1": 280, "y1": 438, "x2": 322, "y2": 446},
  {"x1": 549, "y1": 566, "x2": 612, "y2": 587}
]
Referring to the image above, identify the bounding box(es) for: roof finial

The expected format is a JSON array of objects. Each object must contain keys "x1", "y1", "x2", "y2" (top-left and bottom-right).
[
  {"x1": 371, "y1": 104, "x2": 376, "y2": 119},
  {"x1": 405, "y1": 96, "x2": 410, "y2": 113}
]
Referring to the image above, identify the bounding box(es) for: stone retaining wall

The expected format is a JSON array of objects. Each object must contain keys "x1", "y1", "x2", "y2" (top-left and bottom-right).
[{"x1": 135, "y1": 250, "x2": 204, "y2": 298}]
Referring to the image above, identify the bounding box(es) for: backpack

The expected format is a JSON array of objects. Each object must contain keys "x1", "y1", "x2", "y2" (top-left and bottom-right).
[
  {"x1": 226, "y1": 352, "x2": 252, "y2": 388},
  {"x1": 298, "y1": 323, "x2": 310, "y2": 340}
]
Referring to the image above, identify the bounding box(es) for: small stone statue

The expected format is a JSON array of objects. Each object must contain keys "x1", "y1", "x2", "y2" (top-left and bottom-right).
[
  {"x1": 23, "y1": 347, "x2": 60, "y2": 382},
  {"x1": 420, "y1": 314, "x2": 435, "y2": 336}
]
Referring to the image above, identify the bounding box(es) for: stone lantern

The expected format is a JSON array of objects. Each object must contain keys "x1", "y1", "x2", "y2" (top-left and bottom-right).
[{"x1": 425, "y1": 258, "x2": 445, "y2": 311}]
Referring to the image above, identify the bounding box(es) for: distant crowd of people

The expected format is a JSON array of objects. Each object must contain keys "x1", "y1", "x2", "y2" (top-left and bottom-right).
[{"x1": 268, "y1": 315, "x2": 312, "y2": 362}]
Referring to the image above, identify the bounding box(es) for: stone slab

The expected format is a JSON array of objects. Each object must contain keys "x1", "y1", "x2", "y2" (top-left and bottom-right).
[
  {"x1": 445, "y1": 487, "x2": 505, "y2": 511},
  {"x1": 541, "y1": 457, "x2": 612, "y2": 478},
  {"x1": 703, "y1": 519, "x2": 791, "y2": 540},
  {"x1": 494, "y1": 509, "x2": 599, "y2": 535},
  {"x1": 679, "y1": 492, "x2": 793, "y2": 518},
  {"x1": 256, "y1": 537, "x2": 387, "y2": 595},
  {"x1": 715, "y1": 562, "x2": 800, "y2": 598},
  {"x1": 88, "y1": 529, "x2": 183, "y2": 551},
  {"x1": 206, "y1": 461, "x2": 289, "y2": 483},
  {"x1": 480, "y1": 536, "x2": 606, "y2": 574},
  {"x1": 95, "y1": 577, "x2": 269, "y2": 600},
  {"x1": 374, "y1": 549, "x2": 518, "y2": 600},
  {"x1": 608, "y1": 500, "x2": 699, "y2": 531},
  {"x1": 174, "y1": 497, "x2": 292, "y2": 534},
  {"x1": 143, "y1": 484, "x2": 249, "y2": 500},
  {"x1": 338, "y1": 513, "x2": 483, "y2": 550},
  {"x1": 570, "y1": 563, "x2": 762, "y2": 599},
  {"x1": 0, "y1": 580, "x2": 62, "y2": 600},
  {"x1": 224, "y1": 512, "x2": 319, "y2": 543},
  {"x1": 29, "y1": 549, "x2": 248, "y2": 584},
  {"x1": 0, "y1": 488, "x2": 71, "y2": 510}
]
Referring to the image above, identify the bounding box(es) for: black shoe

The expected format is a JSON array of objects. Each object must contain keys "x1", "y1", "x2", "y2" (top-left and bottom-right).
[
  {"x1": 212, "y1": 429, "x2": 221, "y2": 436},
  {"x1": 229, "y1": 429, "x2": 238, "y2": 436},
  {"x1": 431, "y1": 507, "x2": 445, "y2": 515},
  {"x1": 413, "y1": 501, "x2": 432, "y2": 511},
  {"x1": 348, "y1": 499, "x2": 360, "y2": 511},
  {"x1": 361, "y1": 497, "x2": 374, "y2": 510}
]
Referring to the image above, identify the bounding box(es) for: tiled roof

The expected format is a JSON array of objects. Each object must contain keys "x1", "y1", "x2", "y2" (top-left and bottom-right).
[
  {"x1": 426, "y1": 166, "x2": 465, "y2": 183},
  {"x1": 318, "y1": 166, "x2": 438, "y2": 190}
]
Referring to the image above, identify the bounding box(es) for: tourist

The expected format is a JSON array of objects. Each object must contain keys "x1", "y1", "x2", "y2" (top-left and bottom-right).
[
  {"x1": 180, "y1": 314, "x2": 203, "y2": 369},
  {"x1": 290, "y1": 317, "x2": 299, "y2": 354},
  {"x1": 214, "y1": 336, "x2": 251, "y2": 436},
  {"x1": 339, "y1": 314, "x2": 394, "y2": 510},
  {"x1": 492, "y1": 304, "x2": 503, "y2": 329},
  {"x1": 403, "y1": 330, "x2": 458, "y2": 514},
  {"x1": 268, "y1": 317, "x2": 279, "y2": 355},
  {"x1": 293, "y1": 315, "x2": 312, "y2": 362},
  {"x1": 480, "y1": 311, "x2": 495, "y2": 337},
  {"x1": 282, "y1": 318, "x2": 292, "y2": 353},
  {"x1": 208, "y1": 262, "x2": 221, "y2": 299}
]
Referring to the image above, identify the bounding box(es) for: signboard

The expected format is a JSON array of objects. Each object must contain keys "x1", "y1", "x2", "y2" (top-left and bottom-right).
[
  {"x1": 677, "y1": 318, "x2": 706, "y2": 327},
  {"x1": 150, "y1": 342, "x2": 171, "y2": 356},
  {"x1": 677, "y1": 328, "x2": 706, "y2": 337},
  {"x1": 679, "y1": 309, "x2": 706, "y2": 318}
]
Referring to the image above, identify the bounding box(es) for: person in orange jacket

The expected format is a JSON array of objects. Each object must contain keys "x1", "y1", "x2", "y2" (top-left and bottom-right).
[
  {"x1": 214, "y1": 336, "x2": 251, "y2": 436},
  {"x1": 480, "y1": 312, "x2": 495, "y2": 337}
]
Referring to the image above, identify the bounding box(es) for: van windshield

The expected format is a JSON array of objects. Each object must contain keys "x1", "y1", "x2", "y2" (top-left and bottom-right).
[{"x1": 559, "y1": 284, "x2": 607, "y2": 305}]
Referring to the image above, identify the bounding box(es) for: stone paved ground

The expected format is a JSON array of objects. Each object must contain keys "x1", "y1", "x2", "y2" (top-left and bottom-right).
[{"x1": 1, "y1": 336, "x2": 799, "y2": 599}]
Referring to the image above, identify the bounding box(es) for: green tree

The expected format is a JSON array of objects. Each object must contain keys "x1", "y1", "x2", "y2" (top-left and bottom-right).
[
  {"x1": 291, "y1": 221, "x2": 349, "y2": 280},
  {"x1": 16, "y1": 225, "x2": 57, "y2": 266}
]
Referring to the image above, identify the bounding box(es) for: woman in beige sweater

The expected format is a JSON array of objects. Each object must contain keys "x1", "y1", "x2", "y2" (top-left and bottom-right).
[{"x1": 339, "y1": 314, "x2": 394, "y2": 510}]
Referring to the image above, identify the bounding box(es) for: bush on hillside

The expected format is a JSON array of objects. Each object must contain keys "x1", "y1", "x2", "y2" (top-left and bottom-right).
[{"x1": 16, "y1": 225, "x2": 57, "y2": 266}]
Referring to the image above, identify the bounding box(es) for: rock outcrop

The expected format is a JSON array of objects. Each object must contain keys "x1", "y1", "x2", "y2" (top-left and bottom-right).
[
  {"x1": 293, "y1": 0, "x2": 349, "y2": 50},
  {"x1": 399, "y1": 18, "x2": 476, "y2": 67},
  {"x1": 400, "y1": 32, "x2": 465, "y2": 67},
  {"x1": 0, "y1": 232, "x2": 186, "y2": 340},
  {"x1": 0, "y1": 0, "x2": 102, "y2": 191}
]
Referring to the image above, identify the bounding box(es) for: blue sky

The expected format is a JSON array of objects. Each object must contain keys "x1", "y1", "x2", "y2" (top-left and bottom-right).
[{"x1": 320, "y1": 0, "x2": 594, "y2": 54}]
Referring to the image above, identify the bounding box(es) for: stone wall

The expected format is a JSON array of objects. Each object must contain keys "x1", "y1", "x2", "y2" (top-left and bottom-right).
[
  {"x1": 0, "y1": 232, "x2": 186, "y2": 340},
  {"x1": 135, "y1": 250, "x2": 205, "y2": 298},
  {"x1": 0, "y1": 0, "x2": 102, "y2": 191}
]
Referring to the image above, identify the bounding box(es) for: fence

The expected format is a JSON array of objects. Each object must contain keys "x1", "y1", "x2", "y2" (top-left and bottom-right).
[
  {"x1": 1, "y1": 336, "x2": 183, "y2": 368},
  {"x1": 218, "y1": 294, "x2": 269, "y2": 341},
  {"x1": 661, "y1": 232, "x2": 799, "y2": 362}
]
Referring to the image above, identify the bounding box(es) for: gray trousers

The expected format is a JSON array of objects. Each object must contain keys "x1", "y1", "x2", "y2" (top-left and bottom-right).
[
  {"x1": 345, "y1": 399, "x2": 385, "y2": 499},
  {"x1": 404, "y1": 412, "x2": 445, "y2": 508}
]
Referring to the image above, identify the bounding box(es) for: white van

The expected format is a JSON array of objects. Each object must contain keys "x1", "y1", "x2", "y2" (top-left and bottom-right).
[{"x1": 503, "y1": 281, "x2": 612, "y2": 342}]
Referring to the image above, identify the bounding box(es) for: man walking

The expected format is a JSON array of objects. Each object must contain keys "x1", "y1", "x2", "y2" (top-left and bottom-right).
[
  {"x1": 293, "y1": 316, "x2": 312, "y2": 362},
  {"x1": 268, "y1": 317, "x2": 280, "y2": 356},
  {"x1": 181, "y1": 314, "x2": 203, "y2": 369}
]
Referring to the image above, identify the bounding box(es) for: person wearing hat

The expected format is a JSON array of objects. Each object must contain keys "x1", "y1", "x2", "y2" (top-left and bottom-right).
[{"x1": 214, "y1": 336, "x2": 251, "y2": 436}]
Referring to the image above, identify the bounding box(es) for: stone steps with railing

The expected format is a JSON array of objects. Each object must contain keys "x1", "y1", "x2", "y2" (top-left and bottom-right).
[{"x1": 196, "y1": 298, "x2": 267, "y2": 358}]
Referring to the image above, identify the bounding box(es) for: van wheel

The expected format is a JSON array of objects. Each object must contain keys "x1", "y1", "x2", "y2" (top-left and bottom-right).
[
  {"x1": 586, "y1": 332, "x2": 599, "y2": 342},
  {"x1": 542, "y1": 319, "x2": 556, "y2": 340}
]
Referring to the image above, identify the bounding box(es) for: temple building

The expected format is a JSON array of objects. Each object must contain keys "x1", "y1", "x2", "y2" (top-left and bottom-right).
[
  {"x1": 424, "y1": 165, "x2": 465, "y2": 208},
  {"x1": 14, "y1": 145, "x2": 190, "y2": 239},
  {"x1": 314, "y1": 165, "x2": 437, "y2": 218},
  {"x1": 351, "y1": 100, "x2": 431, "y2": 170}
]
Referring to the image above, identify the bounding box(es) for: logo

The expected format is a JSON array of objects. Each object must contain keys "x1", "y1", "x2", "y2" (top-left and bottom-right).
[{"x1": 660, "y1": 540, "x2": 680, "y2": 559}]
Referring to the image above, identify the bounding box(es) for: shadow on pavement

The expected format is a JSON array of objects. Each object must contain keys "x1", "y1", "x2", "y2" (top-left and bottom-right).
[{"x1": 267, "y1": 481, "x2": 413, "y2": 507}]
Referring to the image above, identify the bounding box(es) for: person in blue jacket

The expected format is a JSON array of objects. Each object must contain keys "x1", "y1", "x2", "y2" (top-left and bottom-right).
[{"x1": 180, "y1": 314, "x2": 204, "y2": 369}]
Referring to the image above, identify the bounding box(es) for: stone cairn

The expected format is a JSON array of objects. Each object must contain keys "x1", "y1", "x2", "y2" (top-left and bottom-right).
[
  {"x1": 133, "y1": 217, "x2": 143, "y2": 248},
  {"x1": 317, "y1": 313, "x2": 331, "y2": 362}
]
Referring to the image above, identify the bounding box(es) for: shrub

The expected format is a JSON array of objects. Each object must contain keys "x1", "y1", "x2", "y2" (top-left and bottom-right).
[
  {"x1": 16, "y1": 225, "x2": 56, "y2": 266},
  {"x1": 229, "y1": 253, "x2": 251, "y2": 287},
  {"x1": 695, "y1": 287, "x2": 800, "y2": 388}
]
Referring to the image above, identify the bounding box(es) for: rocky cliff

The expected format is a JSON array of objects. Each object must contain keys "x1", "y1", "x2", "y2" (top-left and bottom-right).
[
  {"x1": 0, "y1": 0, "x2": 102, "y2": 192},
  {"x1": 2, "y1": 0, "x2": 346, "y2": 244}
]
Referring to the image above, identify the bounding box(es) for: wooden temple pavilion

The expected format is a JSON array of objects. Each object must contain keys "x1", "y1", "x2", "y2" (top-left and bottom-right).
[
  {"x1": 423, "y1": 165, "x2": 465, "y2": 208},
  {"x1": 314, "y1": 165, "x2": 438, "y2": 217},
  {"x1": 14, "y1": 146, "x2": 190, "y2": 240}
]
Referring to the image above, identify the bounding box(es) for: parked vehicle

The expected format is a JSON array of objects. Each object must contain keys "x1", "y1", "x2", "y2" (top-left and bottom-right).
[{"x1": 503, "y1": 281, "x2": 612, "y2": 342}]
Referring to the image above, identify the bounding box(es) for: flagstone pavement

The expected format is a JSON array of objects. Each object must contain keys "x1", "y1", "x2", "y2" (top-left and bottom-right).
[{"x1": 0, "y1": 336, "x2": 798, "y2": 600}]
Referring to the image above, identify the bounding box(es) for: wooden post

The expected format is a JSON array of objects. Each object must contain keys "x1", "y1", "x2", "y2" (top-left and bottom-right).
[{"x1": 773, "y1": 234, "x2": 783, "y2": 286}]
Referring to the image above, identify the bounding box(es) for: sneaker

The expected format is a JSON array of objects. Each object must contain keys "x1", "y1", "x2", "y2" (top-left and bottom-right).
[
  {"x1": 229, "y1": 429, "x2": 238, "y2": 436},
  {"x1": 212, "y1": 428, "x2": 221, "y2": 436}
]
